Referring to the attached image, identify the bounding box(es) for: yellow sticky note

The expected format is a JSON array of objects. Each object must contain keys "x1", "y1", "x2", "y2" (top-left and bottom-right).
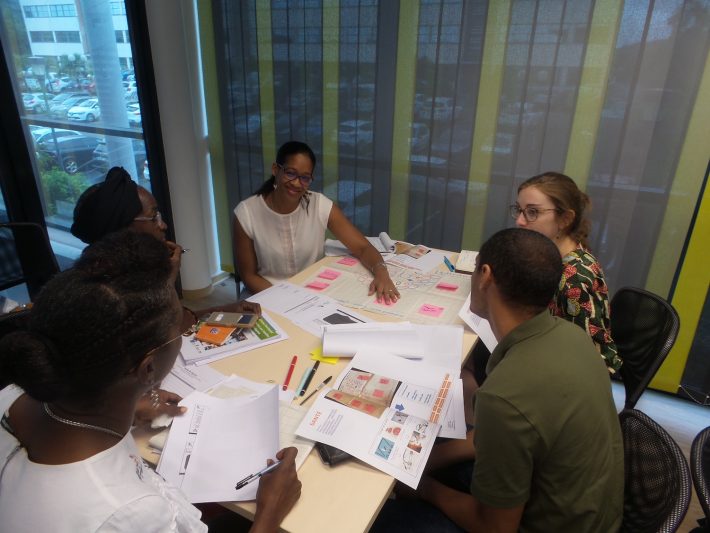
[{"x1": 310, "y1": 347, "x2": 339, "y2": 365}]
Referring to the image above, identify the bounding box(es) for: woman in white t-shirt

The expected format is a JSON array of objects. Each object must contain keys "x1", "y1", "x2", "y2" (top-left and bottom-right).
[
  {"x1": 234, "y1": 141, "x2": 400, "y2": 303},
  {"x1": 0, "y1": 230, "x2": 300, "y2": 532}
]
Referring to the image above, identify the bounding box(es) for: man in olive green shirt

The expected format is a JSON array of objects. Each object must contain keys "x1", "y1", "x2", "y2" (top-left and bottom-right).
[{"x1": 373, "y1": 228, "x2": 623, "y2": 532}]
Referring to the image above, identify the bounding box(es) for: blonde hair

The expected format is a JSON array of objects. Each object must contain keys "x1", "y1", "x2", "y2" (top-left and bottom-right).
[{"x1": 518, "y1": 172, "x2": 591, "y2": 249}]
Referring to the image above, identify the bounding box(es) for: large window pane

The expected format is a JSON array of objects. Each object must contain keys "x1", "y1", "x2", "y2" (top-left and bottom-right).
[{"x1": 0, "y1": 0, "x2": 149, "y2": 264}]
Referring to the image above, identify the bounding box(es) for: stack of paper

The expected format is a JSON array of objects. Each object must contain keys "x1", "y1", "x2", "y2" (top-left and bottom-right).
[
  {"x1": 179, "y1": 312, "x2": 289, "y2": 366},
  {"x1": 458, "y1": 295, "x2": 497, "y2": 352}
]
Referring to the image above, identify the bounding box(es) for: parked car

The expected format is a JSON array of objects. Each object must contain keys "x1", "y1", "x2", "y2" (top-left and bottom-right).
[
  {"x1": 67, "y1": 98, "x2": 101, "y2": 122},
  {"x1": 79, "y1": 78, "x2": 96, "y2": 94},
  {"x1": 30, "y1": 127, "x2": 81, "y2": 145},
  {"x1": 91, "y1": 138, "x2": 146, "y2": 179},
  {"x1": 126, "y1": 103, "x2": 142, "y2": 127},
  {"x1": 49, "y1": 95, "x2": 91, "y2": 119},
  {"x1": 38, "y1": 134, "x2": 102, "y2": 174},
  {"x1": 21, "y1": 93, "x2": 50, "y2": 113},
  {"x1": 51, "y1": 76, "x2": 78, "y2": 92}
]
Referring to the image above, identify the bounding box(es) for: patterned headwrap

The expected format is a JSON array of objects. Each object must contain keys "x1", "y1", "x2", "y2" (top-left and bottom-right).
[{"x1": 70, "y1": 167, "x2": 143, "y2": 244}]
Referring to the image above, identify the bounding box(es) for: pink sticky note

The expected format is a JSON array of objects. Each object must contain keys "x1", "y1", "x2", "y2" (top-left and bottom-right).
[
  {"x1": 436, "y1": 282, "x2": 459, "y2": 291},
  {"x1": 337, "y1": 257, "x2": 358, "y2": 266},
  {"x1": 418, "y1": 303, "x2": 445, "y2": 317},
  {"x1": 379, "y1": 378, "x2": 390, "y2": 384},
  {"x1": 318, "y1": 269, "x2": 342, "y2": 280},
  {"x1": 373, "y1": 389, "x2": 385, "y2": 398},
  {"x1": 306, "y1": 281, "x2": 329, "y2": 290}
]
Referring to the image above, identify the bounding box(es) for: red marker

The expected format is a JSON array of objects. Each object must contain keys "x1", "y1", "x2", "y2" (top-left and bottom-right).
[{"x1": 282, "y1": 355, "x2": 297, "y2": 391}]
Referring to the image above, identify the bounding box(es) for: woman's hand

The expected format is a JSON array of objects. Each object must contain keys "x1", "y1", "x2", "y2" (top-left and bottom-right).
[
  {"x1": 218, "y1": 300, "x2": 263, "y2": 316},
  {"x1": 133, "y1": 389, "x2": 186, "y2": 426},
  {"x1": 165, "y1": 241, "x2": 182, "y2": 283},
  {"x1": 368, "y1": 266, "x2": 400, "y2": 304},
  {"x1": 252, "y1": 447, "x2": 302, "y2": 532}
]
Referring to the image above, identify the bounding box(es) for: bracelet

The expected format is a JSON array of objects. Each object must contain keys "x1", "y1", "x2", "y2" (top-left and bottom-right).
[{"x1": 370, "y1": 261, "x2": 387, "y2": 273}]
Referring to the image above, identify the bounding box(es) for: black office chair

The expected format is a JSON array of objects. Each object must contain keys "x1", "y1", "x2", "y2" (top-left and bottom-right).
[
  {"x1": 611, "y1": 286, "x2": 680, "y2": 410},
  {"x1": 691, "y1": 426, "x2": 710, "y2": 530},
  {"x1": 0, "y1": 222, "x2": 60, "y2": 301},
  {"x1": 0, "y1": 307, "x2": 31, "y2": 389},
  {"x1": 619, "y1": 409, "x2": 691, "y2": 533}
]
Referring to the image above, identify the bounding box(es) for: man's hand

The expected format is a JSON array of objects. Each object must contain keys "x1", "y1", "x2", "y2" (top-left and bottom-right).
[
  {"x1": 165, "y1": 241, "x2": 182, "y2": 283},
  {"x1": 219, "y1": 300, "x2": 262, "y2": 316}
]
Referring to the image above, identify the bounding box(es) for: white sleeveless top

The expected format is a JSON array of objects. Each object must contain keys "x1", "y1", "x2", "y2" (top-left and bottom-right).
[{"x1": 235, "y1": 192, "x2": 333, "y2": 282}]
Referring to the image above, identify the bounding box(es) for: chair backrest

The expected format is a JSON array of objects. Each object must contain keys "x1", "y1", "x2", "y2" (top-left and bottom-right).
[
  {"x1": 619, "y1": 409, "x2": 691, "y2": 533},
  {"x1": 0, "y1": 308, "x2": 31, "y2": 389},
  {"x1": 691, "y1": 426, "x2": 710, "y2": 522},
  {"x1": 0, "y1": 223, "x2": 60, "y2": 301},
  {"x1": 611, "y1": 286, "x2": 680, "y2": 410}
]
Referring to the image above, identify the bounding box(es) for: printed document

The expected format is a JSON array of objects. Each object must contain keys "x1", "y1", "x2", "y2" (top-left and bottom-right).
[
  {"x1": 296, "y1": 350, "x2": 455, "y2": 488},
  {"x1": 458, "y1": 295, "x2": 497, "y2": 352}
]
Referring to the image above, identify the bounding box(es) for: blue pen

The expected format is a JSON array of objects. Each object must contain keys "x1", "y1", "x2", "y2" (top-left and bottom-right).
[
  {"x1": 443, "y1": 256, "x2": 455, "y2": 272},
  {"x1": 295, "y1": 365, "x2": 312, "y2": 397}
]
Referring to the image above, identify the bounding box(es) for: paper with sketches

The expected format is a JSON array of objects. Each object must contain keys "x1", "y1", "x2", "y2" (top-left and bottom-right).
[{"x1": 296, "y1": 350, "x2": 456, "y2": 488}]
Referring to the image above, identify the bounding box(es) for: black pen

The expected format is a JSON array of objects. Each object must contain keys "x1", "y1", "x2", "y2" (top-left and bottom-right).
[
  {"x1": 181, "y1": 248, "x2": 190, "y2": 254},
  {"x1": 299, "y1": 376, "x2": 332, "y2": 405},
  {"x1": 299, "y1": 361, "x2": 320, "y2": 396},
  {"x1": 235, "y1": 460, "x2": 281, "y2": 490}
]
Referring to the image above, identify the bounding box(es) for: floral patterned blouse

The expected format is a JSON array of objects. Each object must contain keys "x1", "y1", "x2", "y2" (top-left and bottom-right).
[{"x1": 549, "y1": 246, "x2": 622, "y2": 373}]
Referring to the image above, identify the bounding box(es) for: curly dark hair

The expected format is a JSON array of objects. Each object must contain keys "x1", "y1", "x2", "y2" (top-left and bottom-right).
[
  {"x1": 478, "y1": 228, "x2": 562, "y2": 311},
  {"x1": 0, "y1": 230, "x2": 178, "y2": 403}
]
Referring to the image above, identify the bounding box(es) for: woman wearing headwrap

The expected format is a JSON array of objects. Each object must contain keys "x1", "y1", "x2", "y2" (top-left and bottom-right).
[{"x1": 71, "y1": 166, "x2": 167, "y2": 244}]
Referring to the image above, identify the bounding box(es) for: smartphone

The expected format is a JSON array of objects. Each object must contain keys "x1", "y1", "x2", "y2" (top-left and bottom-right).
[{"x1": 205, "y1": 312, "x2": 258, "y2": 329}]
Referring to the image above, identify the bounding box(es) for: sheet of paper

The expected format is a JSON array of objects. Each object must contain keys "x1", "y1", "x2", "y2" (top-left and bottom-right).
[
  {"x1": 439, "y1": 378, "x2": 466, "y2": 439},
  {"x1": 160, "y1": 360, "x2": 226, "y2": 397},
  {"x1": 387, "y1": 251, "x2": 447, "y2": 273},
  {"x1": 180, "y1": 386, "x2": 279, "y2": 503},
  {"x1": 458, "y1": 295, "x2": 497, "y2": 352},
  {"x1": 296, "y1": 350, "x2": 459, "y2": 487},
  {"x1": 279, "y1": 402, "x2": 315, "y2": 470},
  {"x1": 455, "y1": 250, "x2": 478, "y2": 273}
]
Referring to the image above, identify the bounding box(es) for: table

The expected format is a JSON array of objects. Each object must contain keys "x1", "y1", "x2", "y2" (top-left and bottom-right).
[{"x1": 134, "y1": 256, "x2": 478, "y2": 532}]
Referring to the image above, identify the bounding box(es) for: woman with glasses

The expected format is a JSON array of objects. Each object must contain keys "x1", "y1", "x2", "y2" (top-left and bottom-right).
[
  {"x1": 234, "y1": 141, "x2": 399, "y2": 302},
  {"x1": 511, "y1": 172, "x2": 621, "y2": 373},
  {"x1": 0, "y1": 230, "x2": 300, "y2": 532}
]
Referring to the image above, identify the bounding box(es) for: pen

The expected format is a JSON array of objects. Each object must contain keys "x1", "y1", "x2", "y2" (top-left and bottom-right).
[
  {"x1": 282, "y1": 355, "x2": 297, "y2": 391},
  {"x1": 299, "y1": 376, "x2": 332, "y2": 405},
  {"x1": 181, "y1": 248, "x2": 190, "y2": 254},
  {"x1": 235, "y1": 460, "x2": 281, "y2": 490},
  {"x1": 299, "y1": 361, "x2": 320, "y2": 396},
  {"x1": 295, "y1": 366, "x2": 311, "y2": 398},
  {"x1": 443, "y1": 256, "x2": 455, "y2": 272}
]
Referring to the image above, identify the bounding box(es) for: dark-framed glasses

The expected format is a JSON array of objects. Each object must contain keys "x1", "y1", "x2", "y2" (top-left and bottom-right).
[
  {"x1": 276, "y1": 163, "x2": 314, "y2": 186},
  {"x1": 134, "y1": 210, "x2": 163, "y2": 225},
  {"x1": 509, "y1": 204, "x2": 559, "y2": 223}
]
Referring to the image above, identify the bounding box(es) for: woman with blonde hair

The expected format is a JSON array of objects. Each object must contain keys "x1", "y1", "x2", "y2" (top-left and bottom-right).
[{"x1": 512, "y1": 172, "x2": 621, "y2": 373}]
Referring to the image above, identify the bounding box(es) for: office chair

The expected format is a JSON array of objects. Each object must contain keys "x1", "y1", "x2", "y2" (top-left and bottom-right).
[
  {"x1": 0, "y1": 307, "x2": 31, "y2": 389},
  {"x1": 0, "y1": 222, "x2": 60, "y2": 301},
  {"x1": 611, "y1": 286, "x2": 680, "y2": 410},
  {"x1": 619, "y1": 409, "x2": 691, "y2": 533},
  {"x1": 691, "y1": 426, "x2": 710, "y2": 528}
]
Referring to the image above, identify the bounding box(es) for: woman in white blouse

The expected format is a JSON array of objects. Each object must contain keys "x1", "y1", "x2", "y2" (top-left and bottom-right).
[{"x1": 233, "y1": 141, "x2": 399, "y2": 303}]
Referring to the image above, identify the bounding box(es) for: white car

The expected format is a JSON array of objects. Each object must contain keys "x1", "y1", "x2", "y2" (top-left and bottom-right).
[{"x1": 67, "y1": 98, "x2": 101, "y2": 122}]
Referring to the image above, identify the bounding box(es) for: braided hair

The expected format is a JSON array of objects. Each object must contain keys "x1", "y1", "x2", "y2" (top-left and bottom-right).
[{"x1": 0, "y1": 230, "x2": 178, "y2": 403}]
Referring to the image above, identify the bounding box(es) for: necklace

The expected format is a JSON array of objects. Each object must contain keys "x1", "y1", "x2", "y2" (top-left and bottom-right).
[{"x1": 43, "y1": 402, "x2": 124, "y2": 439}]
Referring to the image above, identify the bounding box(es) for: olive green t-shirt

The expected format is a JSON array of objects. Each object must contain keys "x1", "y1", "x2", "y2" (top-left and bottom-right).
[{"x1": 471, "y1": 311, "x2": 623, "y2": 533}]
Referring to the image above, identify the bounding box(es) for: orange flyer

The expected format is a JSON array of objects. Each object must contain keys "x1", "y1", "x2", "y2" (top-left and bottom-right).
[{"x1": 194, "y1": 324, "x2": 236, "y2": 345}]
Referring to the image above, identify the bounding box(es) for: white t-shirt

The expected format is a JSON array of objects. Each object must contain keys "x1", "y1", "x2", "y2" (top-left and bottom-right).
[
  {"x1": 0, "y1": 386, "x2": 207, "y2": 533},
  {"x1": 235, "y1": 192, "x2": 333, "y2": 282}
]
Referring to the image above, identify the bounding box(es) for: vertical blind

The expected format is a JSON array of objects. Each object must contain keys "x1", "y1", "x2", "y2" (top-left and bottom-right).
[{"x1": 211, "y1": 0, "x2": 710, "y2": 298}]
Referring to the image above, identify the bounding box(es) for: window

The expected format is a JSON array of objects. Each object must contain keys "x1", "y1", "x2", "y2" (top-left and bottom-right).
[
  {"x1": 23, "y1": 4, "x2": 76, "y2": 18},
  {"x1": 55, "y1": 31, "x2": 80, "y2": 43},
  {"x1": 115, "y1": 30, "x2": 125, "y2": 43},
  {"x1": 110, "y1": 3, "x2": 127, "y2": 16},
  {"x1": 29, "y1": 31, "x2": 54, "y2": 43}
]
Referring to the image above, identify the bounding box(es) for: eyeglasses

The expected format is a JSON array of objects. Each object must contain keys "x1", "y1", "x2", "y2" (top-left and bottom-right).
[
  {"x1": 276, "y1": 164, "x2": 314, "y2": 186},
  {"x1": 509, "y1": 204, "x2": 559, "y2": 223},
  {"x1": 145, "y1": 307, "x2": 198, "y2": 357},
  {"x1": 134, "y1": 211, "x2": 163, "y2": 225}
]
